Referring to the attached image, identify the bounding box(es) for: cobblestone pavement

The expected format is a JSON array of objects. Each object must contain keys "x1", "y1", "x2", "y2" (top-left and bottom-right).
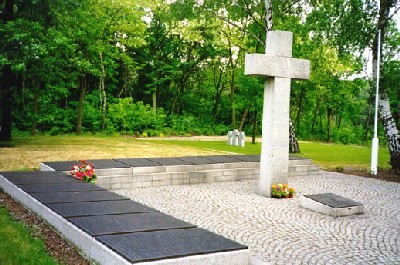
[{"x1": 117, "y1": 171, "x2": 400, "y2": 265}]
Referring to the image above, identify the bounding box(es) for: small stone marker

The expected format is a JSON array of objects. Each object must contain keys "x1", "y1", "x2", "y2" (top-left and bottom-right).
[
  {"x1": 227, "y1": 131, "x2": 233, "y2": 145},
  {"x1": 238, "y1": 132, "x2": 245, "y2": 147},
  {"x1": 227, "y1": 130, "x2": 245, "y2": 147},
  {"x1": 245, "y1": 30, "x2": 310, "y2": 197},
  {"x1": 233, "y1": 129, "x2": 239, "y2": 146},
  {"x1": 301, "y1": 193, "x2": 364, "y2": 217}
]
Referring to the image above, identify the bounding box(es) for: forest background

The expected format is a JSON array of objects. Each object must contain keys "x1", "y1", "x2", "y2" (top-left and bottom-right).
[{"x1": 0, "y1": 0, "x2": 399, "y2": 147}]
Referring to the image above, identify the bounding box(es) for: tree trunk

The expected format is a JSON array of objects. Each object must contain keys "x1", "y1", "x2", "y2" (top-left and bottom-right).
[
  {"x1": 99, "y1": 52, "x2": 107, "y2": 131},
  {"x1": 373, "y1": 0, "x2": 400, "y2": 172},
  {"x1": 252, "y1": 110, "x2": 257, "y2": 144},
  {"x1": 0, "y1": 0, "x2": 15, "y2": 141},
  {"x1": 327, "y1": 107, "x2": 332, "y2": 143},
  {"x1": 230, "y1": 70, "x2": 236, "y2": 129},
  {"x1": 31, "y1": 90, "x2": 39, "y2": 136},
  {"x1": 379, "y1": 92, "x2": 400, "y2": 171},
  {"x1": 265, "y1": 0, "x2": 273, "y2": 32},
  {"x1": 152, "y1": 90, "x2": 157, "y2": 114},
  {"x1": 238, "y1": 108, "x2": 249, "y2": 132},
  {"x1": 0, "y1": 65, "x2": 13, "y2": 141},
  {"x1": 311, "y1": 97, "x2": 321, "y2": 134},
  {"x1": 295, "y1": 87, "x2": 306, "y2": 134},
  {"x1": 76, "y1": 75, "x2": 87, "y2": 135},
  {"x1": 212, "y1": 64, "x2": 225, "y2": 122},
  {"x1": 364, "y1": 79, "x2": 375, "y2": 140},
  {"x1": 212, "y1": 90, "x2": 222, "y2": 122},
  {"x1": 289, "y1": 118, "x2": 300, "y2": 153}
]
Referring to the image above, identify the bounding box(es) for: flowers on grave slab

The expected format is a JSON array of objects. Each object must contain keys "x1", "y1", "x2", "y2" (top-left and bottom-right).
[
  {"x1": 271, "y1": 183, "x2": 295, "y2": 198},
  {"x1": 70, "y1": 160, "x2": 97, "y2": 184}
]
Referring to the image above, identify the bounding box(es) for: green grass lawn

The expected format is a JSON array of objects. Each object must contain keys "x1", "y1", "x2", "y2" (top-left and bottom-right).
[
  {"x1": 143, "y1": 139, "x2": 391, "y2": 170},
  {"x1": 149, "y1": 139, "x2": 262, "y2": 155},
  {"x1": 0, "y1": 206, "x2": 58, "y2": 265},
  {"x1": 297, "y1": 141, "x2": 390, "y2": 170},
  {"x1": 0, "y1": 135, "x2": 391, "y2": 171}
]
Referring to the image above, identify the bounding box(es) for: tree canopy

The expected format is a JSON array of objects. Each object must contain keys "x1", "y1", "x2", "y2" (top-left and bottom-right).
[{"x1": 1, "y1": 0, "x2": 399, "y2": 158}]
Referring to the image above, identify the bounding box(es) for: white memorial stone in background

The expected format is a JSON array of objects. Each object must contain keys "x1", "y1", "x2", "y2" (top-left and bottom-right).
[
  {"x1": 245, "y1": 31, "x2": 310, "y2": 197},
  {"x1": 227, "y1": 131, "x2": 233, "y2": 145},
  {"x1": 238, "y1": 132, "x2": 245, "y2": 147},
  {"x1": 233, "y1": 129, "x2": 239, "y2": 146}
]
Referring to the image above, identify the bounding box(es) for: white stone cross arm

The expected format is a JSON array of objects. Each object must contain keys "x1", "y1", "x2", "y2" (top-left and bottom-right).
[
  {"x1": 245, "y1": 31, "x2": 310, "y2": 80},
  {"x1": 244, "y1": 30, "x2": 310, "y2": 197}
]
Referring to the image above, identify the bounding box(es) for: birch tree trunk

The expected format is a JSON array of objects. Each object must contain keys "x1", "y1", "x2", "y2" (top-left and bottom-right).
[
  {"x1": 373, "y1": 0, "x2": 400, "y2": 172},
  {"x1": 378, "y1": 92, "x2": 400, "y2": 171},
  {"x1": 289, "y1": 119, "x2": 300, "y2": 153}
]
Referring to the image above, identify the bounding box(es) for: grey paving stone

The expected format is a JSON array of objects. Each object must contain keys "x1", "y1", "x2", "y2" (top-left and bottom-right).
[
  {"x1": 19, "y1": 182, "x2": 104, "y2": 193},
  {"x1": 30, "y1": 190, "x2": 128, "y2": 204},
  {"x1": 97, "y1": 228, "x2": 247, "y2": 263},
  {"x1": 69, "y1": 212, "x2": 196, "y2": 236},
  {"x1": 47, "y1": 200, "x2": 157, "y2": 217}
]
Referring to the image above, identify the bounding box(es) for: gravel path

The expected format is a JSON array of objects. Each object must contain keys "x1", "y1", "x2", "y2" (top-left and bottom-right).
[{"x1": 116, "y1": 171, "x2": 400, "y2": 265}]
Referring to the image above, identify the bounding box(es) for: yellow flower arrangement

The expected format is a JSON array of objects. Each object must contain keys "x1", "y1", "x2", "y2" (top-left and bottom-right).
[{"x1": 271, "y1": 183, "x2": 295, "y2": 198}]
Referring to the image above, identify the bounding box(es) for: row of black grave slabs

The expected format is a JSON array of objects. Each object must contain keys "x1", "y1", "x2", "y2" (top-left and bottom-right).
[
  {"x1": 0, "y1": 155, "x2": 283, "y2": 264},
  {"x1": 43, "y1": 154, "x2": 296, "y2": 171}
]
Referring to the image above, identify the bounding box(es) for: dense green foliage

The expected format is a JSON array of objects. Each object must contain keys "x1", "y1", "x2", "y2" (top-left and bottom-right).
[{"x1": 1, "y1": 0, "x2": 399, "y2": 145}]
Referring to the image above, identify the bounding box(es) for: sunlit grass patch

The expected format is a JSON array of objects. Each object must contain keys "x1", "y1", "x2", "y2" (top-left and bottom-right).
[
  {"x1": 0, "y1": 207, "x2": 58, "y2": 265},
  {"x1": 0, "y1": 135, "x2": 391, "y2": 172}
]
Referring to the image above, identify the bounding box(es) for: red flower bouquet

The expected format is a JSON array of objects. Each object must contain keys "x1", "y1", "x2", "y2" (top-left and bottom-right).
[{"x1": 70, "y1": 160, "x2": 97, "y2": 184}]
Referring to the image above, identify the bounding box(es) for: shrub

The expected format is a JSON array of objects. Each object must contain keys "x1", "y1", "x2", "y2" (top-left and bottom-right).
[{"x1": 107, "y1": 98, "x2": 166, "y2": 133}]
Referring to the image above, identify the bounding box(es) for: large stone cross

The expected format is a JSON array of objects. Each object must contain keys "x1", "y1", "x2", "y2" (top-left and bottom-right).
[{"x1": 244, "y1": 31, "x2": 310, "y2": 197}]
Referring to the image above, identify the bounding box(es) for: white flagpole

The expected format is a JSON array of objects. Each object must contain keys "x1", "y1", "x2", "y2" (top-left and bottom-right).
[{"x1": 371, "y1": 29, "x2": 381, "y2": 175}]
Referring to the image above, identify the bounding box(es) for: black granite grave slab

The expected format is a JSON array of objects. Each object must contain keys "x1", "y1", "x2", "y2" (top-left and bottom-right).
[
  {"x1": 225, "y1": 155, "x2": 260, "y2": 162},
  {"x1": 0, "y1": 171, "x2": 76, "y2": 184},
  {"x1": 41, "y1": 161, "x2": 78, "y2": 171},
  {"x1": 304, "y1": 193, "x2": 363, "y2": 208},
  {"x1": 19, "y1": 182, "x2": 104, "y2": 193},
  {"x1": 146, "y1": 157, "x2": 194, "y2": 166},
  {"x1": 84, "y1": 159, "x2": 131, "y2": 169},
  {"x1": 0, "y1": 171, "x2": 67, "y2": 177},
  {"x1": 177, "y1": 156, "x2": 217, "y2": 165},
  {"x1": 97, "y1": 228, "x2": 247, "y2": 263},
  {"x1": 114, "y1": 158, "x2": 162, "y2": 167},
  {"x1": 200, "y1": 155, "x2": 244, "y2": 164},
  {"x1": 30, "y1": 190, "x2": 128, "y2": 204},
  {"x1": 69, "y1": 212, "x2": 196, "y2": 236},
  {"x1": 47, "y1": 200, "x2": 156, "y2": 218}
]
